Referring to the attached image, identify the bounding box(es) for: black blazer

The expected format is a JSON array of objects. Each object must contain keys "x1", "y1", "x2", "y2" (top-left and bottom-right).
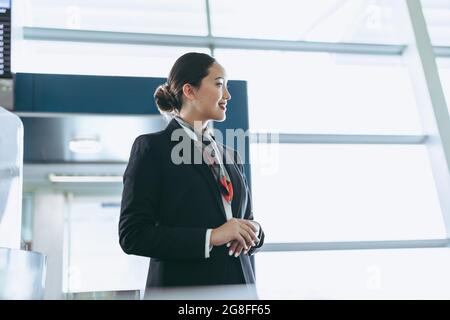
[{"x1": 119, "y1": 118, "x2": 265, "y2": 287}]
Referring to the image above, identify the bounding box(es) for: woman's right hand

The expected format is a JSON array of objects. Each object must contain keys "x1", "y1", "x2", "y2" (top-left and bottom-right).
[{"x1": 210, "y1": 218, "x2": 259, "y2": 249}]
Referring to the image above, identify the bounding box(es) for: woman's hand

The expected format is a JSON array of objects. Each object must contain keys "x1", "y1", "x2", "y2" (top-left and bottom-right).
[
  {"x1": 227, "y1": 221, "x2": 260, "y2": 257},
  {"x1": 226, "y1": 237, "x2": 259, "y2": 258},
  {"x1": 210, "y1": 218, "x2": 259, "y2": 251}
]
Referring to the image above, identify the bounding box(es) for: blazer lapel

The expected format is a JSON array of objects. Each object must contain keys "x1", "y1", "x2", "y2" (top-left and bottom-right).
[
  {"x1": 218, "y1": 143, "x2": 245, "y2": 219},
  {"x1": 165, "y1": 119, "x2": 228, "y2": 221},
  {"x1": 191, "y1": 153, "x2": 228, "y2": 221}
]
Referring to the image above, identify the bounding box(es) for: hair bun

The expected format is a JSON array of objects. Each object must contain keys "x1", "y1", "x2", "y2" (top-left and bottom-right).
[{"x1": 154, "y1": 83, "x2": 180, "y2": 113}]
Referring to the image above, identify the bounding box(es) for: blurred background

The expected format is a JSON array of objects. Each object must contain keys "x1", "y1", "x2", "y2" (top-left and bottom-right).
[{"x1": 2, "y1": 0, "x2": 450, "y2": 299}]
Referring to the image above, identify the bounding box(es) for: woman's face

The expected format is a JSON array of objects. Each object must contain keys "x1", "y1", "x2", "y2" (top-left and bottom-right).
[{"x1": 190, "y1": 62, "x2": 231, "y2": 123}]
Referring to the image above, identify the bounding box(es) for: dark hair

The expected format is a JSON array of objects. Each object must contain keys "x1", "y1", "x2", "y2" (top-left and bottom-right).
[{"x1": 154, "y1": 52, "x2": 216, "y2": 114}]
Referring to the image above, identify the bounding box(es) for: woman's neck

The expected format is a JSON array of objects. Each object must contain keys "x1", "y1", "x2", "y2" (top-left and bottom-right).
[{"x1": 178, "y1": 112, "x2": 209, "y2": 133}]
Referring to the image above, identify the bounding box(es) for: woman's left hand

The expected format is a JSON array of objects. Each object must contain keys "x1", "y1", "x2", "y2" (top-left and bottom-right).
[{"x1": 227, "y1": 238, "x2": 257, "y2": 258}]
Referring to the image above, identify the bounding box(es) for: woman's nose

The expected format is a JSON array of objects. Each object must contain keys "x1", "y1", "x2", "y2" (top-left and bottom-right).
[{"x1": 224, "y1": 88, "x2": 231, "y2": 101}]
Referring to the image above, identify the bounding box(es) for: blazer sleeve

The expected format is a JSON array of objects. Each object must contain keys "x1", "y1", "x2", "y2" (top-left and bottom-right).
[
  {"x1": 234, "y1": 150, "x2": 265, "y2": 256},
  {"x1": 119, "y1": 135, "x2": 207, "y2": 260}
]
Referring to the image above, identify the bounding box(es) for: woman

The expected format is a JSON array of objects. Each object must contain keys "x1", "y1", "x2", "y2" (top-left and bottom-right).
[{"x1": 119, "y1": 52, "x2": 265, "y2": 288}]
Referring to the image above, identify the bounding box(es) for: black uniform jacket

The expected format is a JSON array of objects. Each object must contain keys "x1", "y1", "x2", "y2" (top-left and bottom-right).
[{"x1": 119, "y1": 118, "x2": 265, "y2": 287}]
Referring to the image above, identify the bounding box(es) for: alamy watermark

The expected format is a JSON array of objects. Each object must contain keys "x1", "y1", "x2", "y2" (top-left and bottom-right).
[{"x1": 169, "y1": 122, "x2": 281, "y2": 176}]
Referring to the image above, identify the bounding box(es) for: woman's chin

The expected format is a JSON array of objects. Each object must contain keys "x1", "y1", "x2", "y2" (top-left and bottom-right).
[{"x1": 212, "y1": 111, "x2": 226, "y2": 122}]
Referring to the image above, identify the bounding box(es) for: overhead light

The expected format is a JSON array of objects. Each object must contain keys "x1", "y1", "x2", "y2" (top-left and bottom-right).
[
  {"x1": 48, "y1": 174, "x2": 122, "y2": 183},
  {"x1": 69, "y1": 137, "x2": 102, "y2": 154}
]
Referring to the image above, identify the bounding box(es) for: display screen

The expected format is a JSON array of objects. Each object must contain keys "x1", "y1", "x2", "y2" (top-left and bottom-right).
[{"x1": 0, "y1": 0, "x2": 11, "y2": 78}]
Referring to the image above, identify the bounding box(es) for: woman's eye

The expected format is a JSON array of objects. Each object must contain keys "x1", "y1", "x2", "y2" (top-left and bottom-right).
[{"x1": 216, "y1": 83, "x2": 223, "y2": 87}]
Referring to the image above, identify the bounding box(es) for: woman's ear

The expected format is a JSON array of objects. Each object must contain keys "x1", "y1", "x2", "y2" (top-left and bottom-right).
[{"x1": 182, "y1": 83, "x2": 197, "y2": 101}]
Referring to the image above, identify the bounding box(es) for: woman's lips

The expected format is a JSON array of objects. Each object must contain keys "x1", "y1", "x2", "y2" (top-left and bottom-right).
[{"x1": 219, "y1": 104, "x2": 227, "y2": 111}]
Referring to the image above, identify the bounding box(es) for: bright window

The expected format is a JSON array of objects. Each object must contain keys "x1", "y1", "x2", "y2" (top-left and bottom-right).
[
  {"x1": 216, "y1": 49, "x2": 423, "y2": 134},
  {"x1": 15, "y1": 0, "x2": 207, "y2": 35},
  {"x1": 12, "y1": 41, "x2": 209, "y2": 77},
  {"x1": 256, "y1": 248, "x2": 450, "y2": 299},
  {"x1": 421, "y1": 0, "x2": 450, "y2": 46},
  {"x1": 250, "y1": 144, "x2": 445, "y2": 242},
  {"x1": 210, "y1": 0, "x2": 405, "y2": 44}
]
